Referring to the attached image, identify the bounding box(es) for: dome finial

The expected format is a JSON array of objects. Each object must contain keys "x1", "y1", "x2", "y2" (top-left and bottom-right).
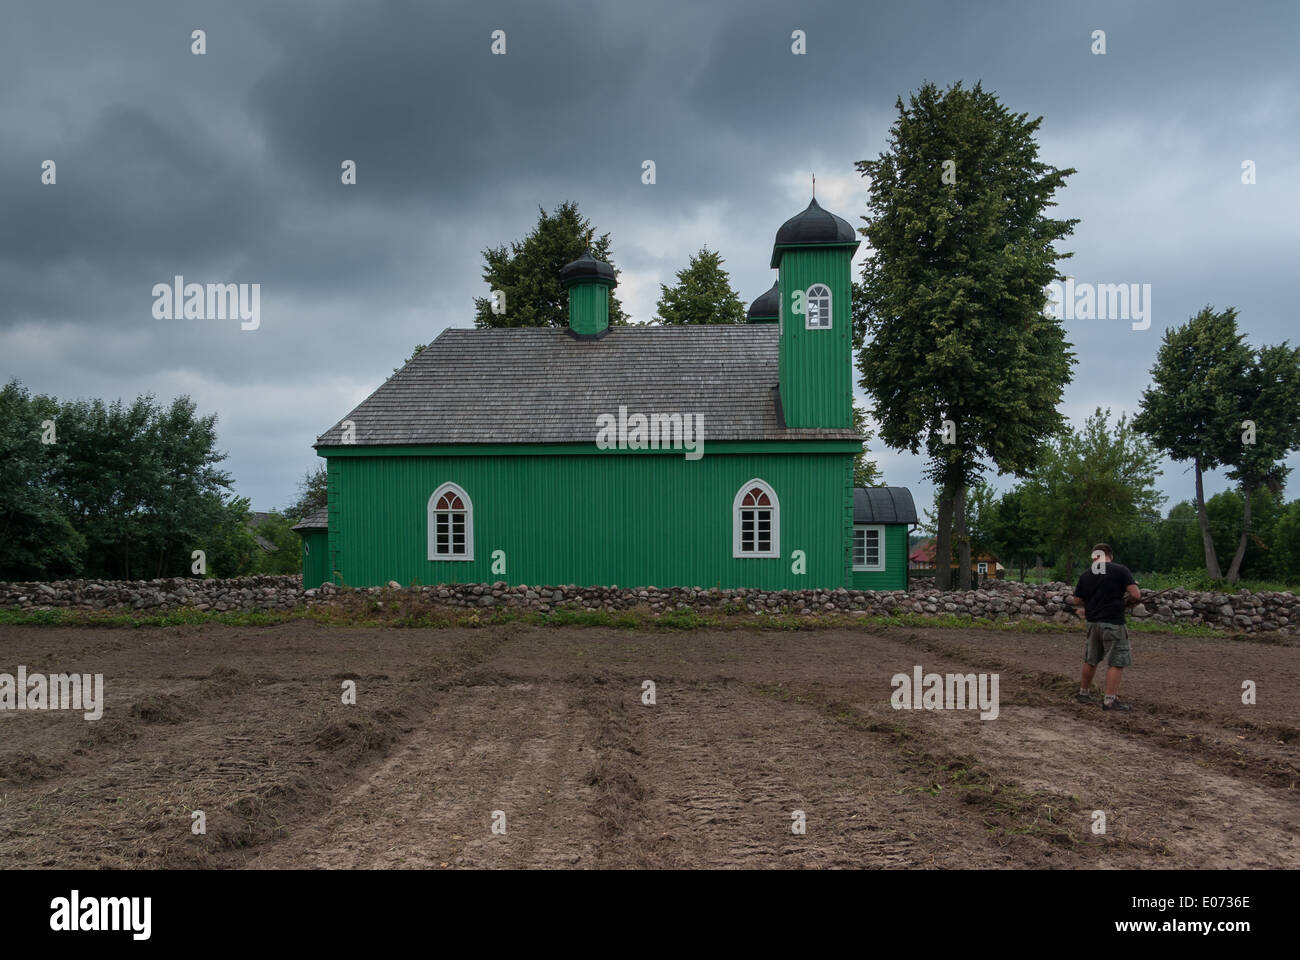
[{"x1": 811, "y1": 170, "x2": 815, "y2": 200}]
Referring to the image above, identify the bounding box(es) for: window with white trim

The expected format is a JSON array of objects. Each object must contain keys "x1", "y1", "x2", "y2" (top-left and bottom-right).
[
  {"x1": 977, "y1": 561, "x2": 988, "y2": 575},
  {"x1": 805, "y1": 283, "x2": 832, "y2": 329},
  {"x1": 428, "y1": 482, "x2": 473, "y2": 561},
  {"x1": 733, "y1": 480, "x2": 779, "y2": 558},
  {"x1": 853, "y1": 525, "x2": 885, "y2": 571}
]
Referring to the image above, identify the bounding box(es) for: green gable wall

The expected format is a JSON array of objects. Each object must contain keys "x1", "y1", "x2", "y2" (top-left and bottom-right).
[
  {"x1": 777, "y1": 245, "x2": 855, "y2": 429},
  {"x1": 322, "y1": 448, "x2": 855, "y2": 590},
  {"x1": 849, "y1": 523, "x2": 910, "y2": 592}
]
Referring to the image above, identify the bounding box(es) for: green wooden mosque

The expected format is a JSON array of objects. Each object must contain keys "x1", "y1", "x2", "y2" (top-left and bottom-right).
[{"x1": 294, "y1": 198, "x2": 916, "y2": 591}]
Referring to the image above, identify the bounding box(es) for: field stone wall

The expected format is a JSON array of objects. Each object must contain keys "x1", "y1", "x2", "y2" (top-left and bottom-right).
[{"x1": 0, "y1": 575, "x2": 1296, "y2": 634}]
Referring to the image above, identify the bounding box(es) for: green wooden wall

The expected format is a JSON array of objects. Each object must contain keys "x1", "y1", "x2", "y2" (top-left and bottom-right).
[
  {"x1": 849, "y1": 523, "x2": 910, "y2": 592},
  {"x1": 777, "y1": 245, "x2": 855, "y2": 429},
  {"x1": 322, "y1": 449, "x2": 855, "y2": 590}
]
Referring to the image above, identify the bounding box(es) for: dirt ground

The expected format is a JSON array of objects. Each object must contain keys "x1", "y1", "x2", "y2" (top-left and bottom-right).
[{"x1": 0, "y1": 620, "x2": 1295, "y2": 869}]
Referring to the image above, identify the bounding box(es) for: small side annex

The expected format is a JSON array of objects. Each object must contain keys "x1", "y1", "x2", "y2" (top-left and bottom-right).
[{"x1": 851, "y1": 486, "x2": 917, "y2": 592}]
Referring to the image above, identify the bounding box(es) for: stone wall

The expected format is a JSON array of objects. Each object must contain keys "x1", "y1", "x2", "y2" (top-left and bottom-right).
[{"x1": 0, "y1": 575, "x2": 1295, "y2": 633}]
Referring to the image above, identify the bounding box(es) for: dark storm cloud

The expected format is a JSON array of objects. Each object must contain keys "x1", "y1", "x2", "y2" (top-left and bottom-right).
[{"x1": 1, "y1": 0, "x2": 1297, "y2": 511}]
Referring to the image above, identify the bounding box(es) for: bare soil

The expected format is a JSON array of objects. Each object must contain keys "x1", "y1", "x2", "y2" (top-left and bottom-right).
[{"x1": 0, "y1": 621, "x2": 1294, "y2": 869}]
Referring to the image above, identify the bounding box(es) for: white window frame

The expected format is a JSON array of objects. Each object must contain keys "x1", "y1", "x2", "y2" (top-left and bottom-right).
[
  {"x1": 805, "y1": 283, "x2": 832, "y2": 330},
  {"x1": 732, "y1": 478, "x2": 780, "y2": 559},
  {"x1": 977, "y1": 561, "x2": 988, "y2": 575},
  {"x1": 853, "y1": 524, "x2": 885, "y2": 572},
  {"x1": 428, "y1": 482, "x2": 474, "y2": 561}
]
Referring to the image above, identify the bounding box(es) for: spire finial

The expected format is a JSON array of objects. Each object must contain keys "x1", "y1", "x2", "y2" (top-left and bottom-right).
[
  {"x1": 586, "y1": 228, "x2": 594, "y2": 251},
  {"x1": 811, "y1": 170, "x2": 816, "y2": 200}
]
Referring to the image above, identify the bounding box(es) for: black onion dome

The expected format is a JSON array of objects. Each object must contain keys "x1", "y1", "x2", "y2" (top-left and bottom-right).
[
  {"x1": 559, "y1": 250, "x2": 617, "y2": 288},
  {"x1": 746, "y1": 281, "x2": 780, "y2": 320},
  {"x1": 770, "y1": 198, "x2": 856, "y2": 266}
]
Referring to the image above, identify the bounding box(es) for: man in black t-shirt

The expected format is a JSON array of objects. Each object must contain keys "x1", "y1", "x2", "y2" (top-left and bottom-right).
[{"x1": 1067, "y1": 543, "x2": 1141, "y2": 711}]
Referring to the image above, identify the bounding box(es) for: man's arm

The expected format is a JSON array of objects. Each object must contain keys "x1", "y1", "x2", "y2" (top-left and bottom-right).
[{"x1": 1125, "y1": 583, "x2": 1141, "y2": 606}]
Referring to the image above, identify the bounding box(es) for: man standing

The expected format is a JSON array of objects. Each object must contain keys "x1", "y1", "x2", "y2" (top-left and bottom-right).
[{"x1": 1067, "y1": 543, "x2": 1141, "y2": 711}]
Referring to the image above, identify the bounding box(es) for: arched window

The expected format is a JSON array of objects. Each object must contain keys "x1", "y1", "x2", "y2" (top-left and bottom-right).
[
  {"x1": 733, "y1": 479, "x2": 779, "y2": 558},
  {"x1": 428, "y1": 482, "x2": 473, "y2": 561},
  {"x1": 805, "y1": 283, "x2": 832, "y2": 329}
]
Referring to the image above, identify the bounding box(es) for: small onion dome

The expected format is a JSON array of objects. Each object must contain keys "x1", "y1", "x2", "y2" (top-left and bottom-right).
[
  {"x1": 746, "y1": 281, "x2": 780, "y2": 322},
  {"x1": 770, "y1": 198, "x2": 856, "y2": 267},
  {"x1": 559, "y1": 250, "x2": 617, "y2": 289}
]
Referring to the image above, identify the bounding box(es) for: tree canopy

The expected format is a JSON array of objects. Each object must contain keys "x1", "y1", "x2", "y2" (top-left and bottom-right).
[
  {"x1": 855, "y1": 80, "x2": 1078, "y2": 588},
  {"x1": 473, "y1": 201, "x2": 625, "y2": 328},
  {"x1": 654, "y1": 248, "x2": 746, "y2": 325}
]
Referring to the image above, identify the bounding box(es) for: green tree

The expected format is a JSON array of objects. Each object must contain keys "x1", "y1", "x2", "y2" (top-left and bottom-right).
[
  {"x1": 855, "y1": 80, "x2": 1078, "y2": 590},
  {"x1": 1021, "y1": 408, "x2": 1165, "y2": 578},
  {"x1": 851, "y1": 403, "x2": 883, "y2": 487},
  {"x1": 251, "y1": 511, "x2": 302, "y2": 575},
  {"x1": 1271, "y1": 499, "x2": 1300, "y2": 581},
  {"x1": 473, "y1": 201, "x2": 625, "y2": 328},
  {"x1": 0, "y1": 380, "x2": 83, "y2": 578},
  {"x1": 50, "y1": 393, "x2": 234, "y2": 579},
  {"x1": 1133, "y1": 306, "x2": 1253, "y2": 579},
  {"x1": 985, "y1": 486, "x2": 1043, "y2": 581},
  {"x1": 1222, "y1": 341, "x2": 1300, "y2": 581},
  {"x1": 654, "y1": 248, "x2": 746, "y2": 325},
  {"x1": 393, "y1": 343, "x2": 427, "y2": 375},
  {"x1": 286, "y1": 464, "x2": 328, "y2": 521}
]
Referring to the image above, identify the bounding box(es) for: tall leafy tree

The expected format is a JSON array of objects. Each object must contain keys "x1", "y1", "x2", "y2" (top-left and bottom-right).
[
  {"x1": 0, "y1": 380, "x2": 83, "y2": 578},
  {"x1": 1222, "y1": 341, "x2": 1300, "y2": 581},
  {"x1": 851, "y1": 402, "x2": 883, "y2": 487},
  {"x1": 286, "y1": 463, "x2": 329, "y2": 521},
  {"x1": 654, "y1": 247, "x2": 746, "y2": 325},
  {"x1": 1021, "y1": 408, "x2": 1165, "y2": 577},
  {"x1": 473, "y1": 201, "x2": 625, "y2": 328},
  {"x1": 1133, "y1": 306, "x2": 1253, "y2": 579},
  {"x1": 856, "y1": 80, "x2": 1077, "y2": 589}
]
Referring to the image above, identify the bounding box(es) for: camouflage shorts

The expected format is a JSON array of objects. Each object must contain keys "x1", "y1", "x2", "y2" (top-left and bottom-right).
[{"x1": 1084, "y1": 622, "x2": 1131, "y2": 668}]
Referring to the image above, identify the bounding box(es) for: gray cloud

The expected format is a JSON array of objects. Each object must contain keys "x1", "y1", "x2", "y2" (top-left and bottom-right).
[{"x1": 2, "y1": 0, "x2": 1296, "y2": 514}]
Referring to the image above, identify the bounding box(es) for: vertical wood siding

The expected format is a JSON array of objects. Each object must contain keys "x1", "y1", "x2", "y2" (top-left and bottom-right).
[{"x1": 329, "y1": 451, "x2": 853, "y2": 589}]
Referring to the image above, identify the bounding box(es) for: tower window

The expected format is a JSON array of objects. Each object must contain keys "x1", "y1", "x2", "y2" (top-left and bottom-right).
[
  {"x1": 733, "y1": 479, "x2": 780, "y2": 558},
  {"x1": 806, "y1": 284, "x2": 832, "y2": 329},
  {"x1": 428, "y1": 482, "x2": 473, "y2": 561}
]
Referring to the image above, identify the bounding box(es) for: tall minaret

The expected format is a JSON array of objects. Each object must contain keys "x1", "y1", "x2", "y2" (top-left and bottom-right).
[{"x1": 770, "y1": 198, "x2": 859, "y2": 428}]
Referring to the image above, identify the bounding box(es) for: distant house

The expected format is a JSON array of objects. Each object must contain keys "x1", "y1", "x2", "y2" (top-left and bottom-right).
[
  {"x1": 908, "y1": 538, "x2": 1003, "y2": 580},
  {"x1": 245, "y1": 512, "x2": 278, "y2": 553}
]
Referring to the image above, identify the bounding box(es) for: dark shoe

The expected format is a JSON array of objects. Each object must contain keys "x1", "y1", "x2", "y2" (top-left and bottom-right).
[
  {"x1": 1075, "y1": 692, "x2": 1094, "y2": 704},
  {"x1": 1102, "y1": 698, "x2": 1133, "y2": 712}
]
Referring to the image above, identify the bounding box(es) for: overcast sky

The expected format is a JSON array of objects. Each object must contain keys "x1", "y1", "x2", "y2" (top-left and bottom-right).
[{"x1": 3, "y1": 0, "x2": 1297, "y2": 516}]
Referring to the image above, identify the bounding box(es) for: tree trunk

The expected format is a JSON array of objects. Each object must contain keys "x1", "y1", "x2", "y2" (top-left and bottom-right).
[
  {"x1": 954, "y1": 484, "x2": 972, "y2": 590},
  {"x1": 935, "y1": 484, "x2": 955, "y2": 590},
  {"x1": 1226, "y1": 484, "x2": 1252, "y2": 583},
  {"x1": 1194, "y1": 455, "x2": 1223, "y2": 579}
]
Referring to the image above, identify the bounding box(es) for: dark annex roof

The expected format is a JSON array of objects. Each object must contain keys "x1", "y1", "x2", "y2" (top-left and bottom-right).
[
  {"x1": 854, "y1": 487, "x2": 918, "y2": 525},
  {"x1": 771, "y1": 198, "x2": 857, "y2": 266},
  {"x1": 291, "y1": 508, "x2": 329, "y2": 531},
  {"x1": 316, "y1": 326, "x2": 863, "y2": 447},
  {"x1": 746, "y1": 281, "x2": 779, "y2": 320}
]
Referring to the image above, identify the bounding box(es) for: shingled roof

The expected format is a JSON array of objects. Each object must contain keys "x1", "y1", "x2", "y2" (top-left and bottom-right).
[
  {"x1": 853, "y1": 487, "x2": 918, "y2": 525},
  {"x1": 316, "y1": 326, "x2": 862, "y2": 447},
  {"x1": 291, "y1": 508, "x2": 329, "y2": 531}
]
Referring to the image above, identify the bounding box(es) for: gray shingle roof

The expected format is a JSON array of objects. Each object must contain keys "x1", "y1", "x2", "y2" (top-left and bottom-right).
[
  {"x1": 854, "y1": 487, "x2": 918, "y2": 525},
  {"x1": 316, "y1": 326, "x2": 862, "y2": 446},
  {"x1": 291, "y1": 507, "x2": 329, "y2": 531}
]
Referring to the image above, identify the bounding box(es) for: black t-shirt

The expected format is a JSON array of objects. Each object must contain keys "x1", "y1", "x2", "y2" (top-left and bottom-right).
[{"x1": 1073, "y1": 563, "x2": 1136, "y2": 624}]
